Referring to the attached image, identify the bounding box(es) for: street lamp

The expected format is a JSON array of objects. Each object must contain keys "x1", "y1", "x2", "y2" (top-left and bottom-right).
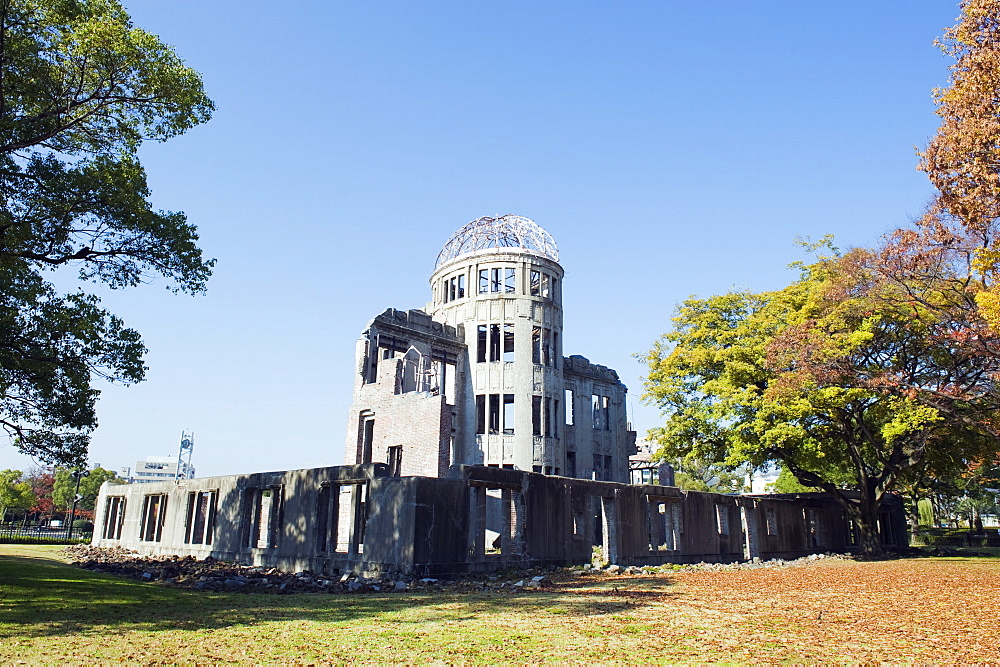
[{"x1": 66, "y1": 469, "x2": 90, "y2": 540}]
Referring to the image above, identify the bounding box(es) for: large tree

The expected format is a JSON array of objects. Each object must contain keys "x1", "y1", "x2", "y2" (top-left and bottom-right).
[
  {"x1": 641, "y1": 250, "x2": 1000, "y2": 557},
  {"x1": 0, "y1": 0, "x2": 214, "y2": 465},
  {"x1": 917, "y1": 0, "x2": 1000, "y2": 328},
  {"x1": 51, "y1": 464, "x2": 116, "y2": 511},
  {"x1": 0, "y1": 468, "x2": 33, "y2": 519}
]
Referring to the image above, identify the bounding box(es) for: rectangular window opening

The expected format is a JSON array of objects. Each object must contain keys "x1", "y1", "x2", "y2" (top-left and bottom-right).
[
  {"x1": 491, "y1": 267, "x2": 501, "y2": 293},
  {"x1": 477, "y1": 325, "x2": 487, "y2": 363},
  {"x1": 503, "y1": 394, "x2": 515, "y2": 435},
  {"x1": 565, "y1": 389, "x2": 574, "y2": 425},
  {"x1": 387, "y1": 445, "x2": 402, "y2": 477},
  {"x1": 489, "y1": 323, "x2": 501, "y2": 362},
  {"x1": 102, "y1": 496, "x2": 126, "y2": 540},
  {"x1": 503, "y1": 323, "x2": 515, "y2": 362},
  {"x1": 457, "y1": 274, "x2": 466, "y2": 299},
  {"x1": 488, "y1": 393, "x2": 500, "y2": 434},
  {"x1": 532, "y1": 395, "x2": 541, "y2": 436},
  {"x1": 530, "y1": 270, "x2": 540, "y2": 296},
  {"x1": 140, "y1": 494, "x2": 167, "y2": 542},
  {"x1": 543, "y1": 396, "x2": 552, "y2": 437},
  {"x1": 505, "y1": 268, "x2": 516, "y2": 293},
  {"x1": 476, "y1": 394, "x2": 486, "y2": 435},
  {"x1": 479, "y1": 269, "x2": 489, "y2": 294},
  {"x1": 532, "y1": 326, "x2": 541, "y2": 364},
  {"x1": 184, "y1": 490, "x2": 218, "y2": 545}
]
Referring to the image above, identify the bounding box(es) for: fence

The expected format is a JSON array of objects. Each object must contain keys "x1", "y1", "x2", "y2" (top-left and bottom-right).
[{"x1": 0, "y1": 524, "x2": 92, "y2": 545}]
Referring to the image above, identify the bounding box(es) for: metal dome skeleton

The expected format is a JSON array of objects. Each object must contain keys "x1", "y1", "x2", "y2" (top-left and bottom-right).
[{"x1": 434, "y1": 215, "x2": 559, "y2": 269}]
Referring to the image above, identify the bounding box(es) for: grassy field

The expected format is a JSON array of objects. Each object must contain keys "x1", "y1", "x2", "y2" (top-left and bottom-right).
[{"x1": 1, "y1": 545, "x2": 998, "y2": 663}]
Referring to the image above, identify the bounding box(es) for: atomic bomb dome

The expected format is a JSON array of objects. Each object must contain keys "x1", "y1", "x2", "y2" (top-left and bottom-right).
[
  {"x1": 435, "y1": 214, "x2": 559, "y2": 269},
  {"x1": 346, "y1": 213, "x2": 632, "y2": 483}
]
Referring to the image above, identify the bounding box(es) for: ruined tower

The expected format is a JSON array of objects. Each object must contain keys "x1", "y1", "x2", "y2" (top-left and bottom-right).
[{"x1": 345, "y1": 215, "x2": 634, "y2": 481}]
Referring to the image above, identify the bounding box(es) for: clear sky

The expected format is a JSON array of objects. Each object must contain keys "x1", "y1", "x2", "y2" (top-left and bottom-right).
[{"x1": 0, "y1": 1, "x2": 962, "y2": 477}]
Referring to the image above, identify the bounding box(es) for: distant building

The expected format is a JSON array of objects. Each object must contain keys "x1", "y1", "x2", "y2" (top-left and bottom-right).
[{"x1": 131, "y1": 456, "x2": 194, "y2": 483}]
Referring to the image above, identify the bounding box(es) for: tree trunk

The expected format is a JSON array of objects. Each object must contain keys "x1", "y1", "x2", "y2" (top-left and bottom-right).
[{"x1": 854, "y1": 482, "x2": 885, "y2": 559}]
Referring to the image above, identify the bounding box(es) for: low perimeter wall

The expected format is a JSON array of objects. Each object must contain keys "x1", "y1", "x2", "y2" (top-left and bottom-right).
[{"x1": 91, "y1": 464, "x2": 906, "y2": 577}]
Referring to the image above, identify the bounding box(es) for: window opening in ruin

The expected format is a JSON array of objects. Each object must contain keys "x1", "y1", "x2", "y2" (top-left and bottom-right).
[
  {"x1": 541, "y1": 273, "x2": 550, "y2": 298},
  {"x1": 488, "y1": 393, "x2": 500, "y2": 434},
  {"x1": 244, "y1": 486, "x2": 283, "y2": 549},
  {"x1": 387, "y1": 445, "x2": 402, "y2": 477},
  {"x1": 542, "y1": 328, "x2": 550, "y2": 366},
  {"x1": 505, "y1": 267, "x2": 516, "y2": 293},
  {"x1": 102, "y1": 496, "x2": 126, "y2": 540},
  {"x1": 765, "y1": 507, "x2": 778, "y2": 536},
  {"x1": 604, "y1": 455, "x2": 613, "y2": 480},
  {"x1": 716, "y1": 504, "x2": 730, "y2": 535},
  {"x1": 543, "y1": 397, "x2": 552, "y2": 437},
  {"x1": 532, "y1": 326, "x2": 541, "y2": 364},
  {"x1": 442, "y1": 359, "x2": 457, "y2": 404},
  {"x1": 489, "y1": 324, "x2": 501, "y2": 362},
  {"x1": 565, "y1": 389, "x2": 574, "y2": 425},
  {"x1": 530, "y1": 270, "x2": 540, "y2": 296},
  {"x1": 532, "y1": 465, "x2": 542, "y2": 473},
  {"x1": 184, "y1": 490, "x2": 218, "y2": 545},
  {"x1": 552, "y1": 332, "x2": 559, "y2": 368},
  {"x1": 476, "y1": 395, "x2": 486, "y2": 434},
  {"x1": 503, "y1": 323, "x2": 515, "y2": 362},
  {"x1": 358, "y1": 412, "x2": 375, "y2": 464},
  {"x1": 479, "y1": 269, "x2": 489, "y2": 294},
  {"x1": 139, "y1": 494, "x2": 167, "y2": 542},
  {"x1": 477, "y1": 325, "x2": 487, "y2": 363},
  {"x1": 503, "y1": 394, "x2": 515, "y2": 435},
  {"x1": 449, "y1": 277, "x2": 456, "y2": 302},
  {"x1": 400, "y1": 347, "x2": 423, "y2": 393},
  {"x1": 592, "y1": 454, "x2": 602, "y2": 480},
  {"x1": 532, "y1": 395, "x2": 541, "y2": 436},
  {"x1": 364, "y1": 334, "x2": 379, "y2": 384},
  {"x1": 553, "y1": 399, "x2": 559, "y2": 438},
  {"x1": 317, "y1": 482, "x2": 368, "y2": 555},
  {"x1": 592, "y1": 394, "x2": 602, "y2": 430},
  {"x1": 457, "y1": 274, "x2": 466, "y2": 299},
  {"x1": 566, "y1": 451, "x2": 577, "y2": 477},
  {"x1": 491, "y1": 267, "x2": 502, "y2": 292},
  {"x1": 551, "y1": 277, "x2": 558, "y2": 301}
]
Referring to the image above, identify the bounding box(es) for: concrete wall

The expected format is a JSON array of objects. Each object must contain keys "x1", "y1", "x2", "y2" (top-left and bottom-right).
[{"x1": 93, "y1": 464, "x2": 905, "y2": 577}]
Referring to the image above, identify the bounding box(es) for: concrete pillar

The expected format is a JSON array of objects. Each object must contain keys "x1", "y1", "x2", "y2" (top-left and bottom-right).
[{"x1": 741, "y1": 500, "x2": 760, "y2": 561}]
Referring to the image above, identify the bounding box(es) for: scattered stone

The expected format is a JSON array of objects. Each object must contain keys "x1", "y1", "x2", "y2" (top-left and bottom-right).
[{"x1": 393, "y1": 580, "x2": 408, "y2": 592}]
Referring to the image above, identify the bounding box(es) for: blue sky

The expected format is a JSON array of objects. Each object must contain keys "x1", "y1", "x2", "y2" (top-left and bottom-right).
[{"x1": 0, "y1": 1, "x2": 961, "y2": 477}]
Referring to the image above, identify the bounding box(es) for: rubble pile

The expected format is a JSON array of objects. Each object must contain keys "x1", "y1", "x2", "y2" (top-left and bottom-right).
[
  {"x1": 63, "y1": 545, "x2": 561, "y2": 595},
  {"x1": 63, "y1": 544, "x2": 853, "y2": 595}
]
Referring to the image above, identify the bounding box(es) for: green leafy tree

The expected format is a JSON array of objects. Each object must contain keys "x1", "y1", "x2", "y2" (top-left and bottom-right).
[
  {"x1": 671, "y1": 456, "x2": 749, "y2": 493},
  {"x1": 641, "y1": 249, "x2": 1000, "y2": 557},
  {"x1": 0, "y1": 468, "x2": 34, "y2": 520},
  {"x1": 52, "y1": 465, "x2": 117, "y2": 511},
  {"x1": 0, "y1": 0, "x2": 214, "y2": 466},
  {"x1": 767, "y1": 466, "x2": 820, "y2": 494}
]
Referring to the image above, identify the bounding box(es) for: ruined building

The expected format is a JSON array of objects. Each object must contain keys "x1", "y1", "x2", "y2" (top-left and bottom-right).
[
  {"x1": 90, "y1": 215, "x2": 907, "y2": 576},
  {"x1": 345, "y1": 215, "x2": 636, "y2": 481}
]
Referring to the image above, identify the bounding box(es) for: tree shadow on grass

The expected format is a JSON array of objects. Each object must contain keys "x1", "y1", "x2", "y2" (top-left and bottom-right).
[{"x1": 0, "y1": 556, "x2": 680, "y2": 639}]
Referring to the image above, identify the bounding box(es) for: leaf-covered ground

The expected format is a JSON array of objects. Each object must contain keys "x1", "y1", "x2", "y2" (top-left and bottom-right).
[{"x1": 0, "y1": 545, "x2": 997, "y2": 663}]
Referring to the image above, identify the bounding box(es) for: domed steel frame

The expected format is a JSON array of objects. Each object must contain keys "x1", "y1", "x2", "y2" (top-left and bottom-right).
[{"x1": 435, "y1": 214, "x2": 559, "y2": 269}]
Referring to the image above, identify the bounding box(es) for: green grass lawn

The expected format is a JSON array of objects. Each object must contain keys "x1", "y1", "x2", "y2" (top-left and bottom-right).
[
  {"x1": 2, "y1": 545, "x2": 997, "y2": 663},
  {"x1": 0, "y1": 545, "x2": 674, "y2": 663}
]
